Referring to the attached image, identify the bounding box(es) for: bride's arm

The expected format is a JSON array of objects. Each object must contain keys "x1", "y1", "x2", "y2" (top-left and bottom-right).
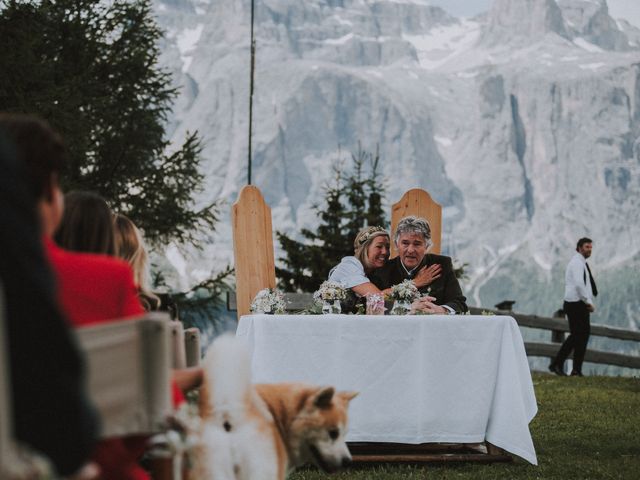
[{"x1": 351, "y1": 282, "x2": 391, "y2": 297}]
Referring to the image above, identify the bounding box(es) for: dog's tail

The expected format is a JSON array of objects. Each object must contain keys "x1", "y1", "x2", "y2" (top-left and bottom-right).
[{"x1": 201, "y1": 333, "x2": 253, "y2": 426}]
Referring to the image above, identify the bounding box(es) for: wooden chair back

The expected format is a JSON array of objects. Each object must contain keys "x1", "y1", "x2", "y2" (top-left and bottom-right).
[
  {"x1": 232, "y1": 185, "x2": 276, "y2": 319},
  {"x1": 184, "y1": 328, "x2": 201, "y2": 367},
  {"x1": 169, "y1": 320, "x2": 187, "y2": 369},
  {"x1": 390, "y1": 188, "x2": 442, "y2": 257},
  {"x1": 75, "y1": 312, "x2": 173, "y2": 438}
]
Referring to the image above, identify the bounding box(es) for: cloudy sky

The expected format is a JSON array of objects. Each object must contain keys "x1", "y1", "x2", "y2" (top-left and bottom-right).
[{"x1": 430, "y1": 0, "x2": 640, "y2": 28}]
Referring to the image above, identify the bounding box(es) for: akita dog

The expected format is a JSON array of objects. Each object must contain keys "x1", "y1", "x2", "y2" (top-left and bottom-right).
[{"x1": 193, "y1": 335, "x2": 357, "y2": 480}]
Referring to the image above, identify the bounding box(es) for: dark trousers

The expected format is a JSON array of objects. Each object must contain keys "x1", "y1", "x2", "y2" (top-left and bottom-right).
[{"x1": 554, "y1": 301, "x2": 590, "y2": 373}]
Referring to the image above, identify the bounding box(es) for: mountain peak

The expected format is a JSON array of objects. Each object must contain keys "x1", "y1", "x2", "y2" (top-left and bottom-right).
[
  {"x1": 480, "y1": 0, "x2": 569, "y2": 46},
  {"x1": 558, "y1": 0, "x2": 633, "y2": 51}
]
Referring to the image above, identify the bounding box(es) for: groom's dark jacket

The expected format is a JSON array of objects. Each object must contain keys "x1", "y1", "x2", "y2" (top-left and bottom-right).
[{"x1": 370, "y1": 254, "x2": 468, "y2": 314}]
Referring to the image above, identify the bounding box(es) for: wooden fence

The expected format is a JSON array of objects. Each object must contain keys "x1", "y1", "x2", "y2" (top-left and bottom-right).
[
  {"x1": 468, "y1": 306, "x2": 640, "y2": 370},
  {"x1": 228, "y1": 292, "x2": 640, "y2": 371}
]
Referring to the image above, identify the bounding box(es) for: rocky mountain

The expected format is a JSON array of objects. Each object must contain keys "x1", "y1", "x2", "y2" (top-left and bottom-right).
[{"x1": 153, "y1": 0, "x2": 640, "y2": 369}]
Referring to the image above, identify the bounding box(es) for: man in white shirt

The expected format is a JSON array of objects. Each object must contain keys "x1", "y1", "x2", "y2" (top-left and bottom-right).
[{"x1": 549, "y1": 238, "x2": 598, "y2": 376}]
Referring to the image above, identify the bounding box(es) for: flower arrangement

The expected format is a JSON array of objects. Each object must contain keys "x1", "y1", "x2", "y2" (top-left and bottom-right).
[
  {"x1": 313, "y1": 281, "x2": 347, "y2": 314},
  {"x1": 313, "y1": 281, "x2": 347, "y2": 302},
  {"x1": 390, "y1": 279, "x2": 419, "y2": 302},
  {"x1": 250, "y1": 288, "x2": 286, "y2": 314}
]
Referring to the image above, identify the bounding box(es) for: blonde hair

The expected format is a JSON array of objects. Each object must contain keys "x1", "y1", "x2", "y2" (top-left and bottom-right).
[
  {"x1": 113, "y1": 214, "x2": 159, "y2": 310},
  {"x1": 353, "y1": 226, "x2": 389, "y2": 271}
]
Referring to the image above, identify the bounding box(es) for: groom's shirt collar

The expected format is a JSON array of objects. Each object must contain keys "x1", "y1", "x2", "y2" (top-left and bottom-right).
[{"x1": 400, "y1": 257, "x2": 424, "y2": 277}]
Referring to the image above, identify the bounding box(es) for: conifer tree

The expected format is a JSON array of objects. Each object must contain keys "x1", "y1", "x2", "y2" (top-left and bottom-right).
[
  {"x1": 276, "y1": 147, "x2": 387, "y2": 292},
  {"x1": 0, "y1": 0, "x2": 218, "y2": 246}
]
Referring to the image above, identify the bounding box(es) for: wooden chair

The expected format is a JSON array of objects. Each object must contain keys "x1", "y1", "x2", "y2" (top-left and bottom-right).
[
  {"x1": 184, "y1": 328, "x2": 201, "y2": 367},
  {"x1": 390, "y1": 188, "x2": 442, "y2": 256},
  {"x1": 75, "y1": 312, "x2": 174, "y2": 438},
  {"x1": 169, "y1": 321, "x2": 202, "y2": 368},
  {"x1": 169, "y1": 321, "x2": 187, "y2": 369},
  {"x1": 77, "y1": 313, "x2": 187, "y2": 480},
  {"x1": 232, "y1": 185, "x2": 276, "y2": 319}
]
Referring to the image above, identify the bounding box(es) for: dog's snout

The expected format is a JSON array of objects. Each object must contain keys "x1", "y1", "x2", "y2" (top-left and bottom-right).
[{"x1": 341, "y1": 456, "x2": 352, "y2": 468}]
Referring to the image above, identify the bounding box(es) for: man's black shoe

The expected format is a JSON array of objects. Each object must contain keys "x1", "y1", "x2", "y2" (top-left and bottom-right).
[
  {"x1": 570, "y1": 371, "x2": 584, "y2": 377},
  {"x1": 548, "y1": 363, "x2": 567, "y2": 376}
]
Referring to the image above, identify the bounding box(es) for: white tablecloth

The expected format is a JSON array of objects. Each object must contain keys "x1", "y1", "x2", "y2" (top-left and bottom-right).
[{"x1": 236, "y1": 314, "x2": 538, "y2": 464}]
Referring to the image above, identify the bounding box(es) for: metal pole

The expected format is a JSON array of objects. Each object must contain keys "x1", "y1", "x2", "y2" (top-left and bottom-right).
[{"x1": 247, "y1": 0, "x2": 256, "y2": 185}]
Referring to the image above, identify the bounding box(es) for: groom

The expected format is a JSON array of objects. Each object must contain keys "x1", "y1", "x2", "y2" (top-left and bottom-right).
[{"x1": 370, "y1": 216, "x2": 468, "y2": 314}]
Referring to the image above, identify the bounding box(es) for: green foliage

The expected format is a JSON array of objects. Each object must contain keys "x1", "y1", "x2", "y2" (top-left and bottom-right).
[
  {"x1": 0, "y1": 0, "x2": 219, "y2": 246},
  {"x1": 276, "y1": 145, "x2": 387, "y2": 292},
  {"x1": 289, "y1": 374, "x2": 640, "y2": 479},
  {"x1": 153, "y1": 266, "x2": 234, "y2": 318}
]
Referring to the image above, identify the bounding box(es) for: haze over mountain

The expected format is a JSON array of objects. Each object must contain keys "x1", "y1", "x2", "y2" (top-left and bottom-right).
[{"x1": 153, "y1": 0, "x2": 640, "y2": 367}]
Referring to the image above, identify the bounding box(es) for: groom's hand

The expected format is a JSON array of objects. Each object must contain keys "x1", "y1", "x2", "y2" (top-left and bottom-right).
[
  {"x1": 413, "y1": 264, "x2": 442, "y2": 288},
  {"x1": 411, "y1": 296, "x2": 447, "y2": 314}
]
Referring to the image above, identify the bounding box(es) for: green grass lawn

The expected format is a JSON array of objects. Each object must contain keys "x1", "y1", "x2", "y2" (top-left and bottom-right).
[{"x1": 290, "y1": 373, "x2": 640, "y2": 479}]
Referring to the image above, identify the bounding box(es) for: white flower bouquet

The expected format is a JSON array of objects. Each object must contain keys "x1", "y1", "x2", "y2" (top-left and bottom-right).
[
  {"x1": 390, "y1": 279, "x2": 419, "y2": 302},
  {"x1": 313, "y1": 281, "x2": 347, "y2": 314},
  {"x1": 250, "y1": 288, "x2": 286, "y2": 314},
  {"x1": 390, "y1": 279, "x2": 419, "y2": 315},
  {"x1": 313, "y1": 281, "x2": 347, "y2": 302}
]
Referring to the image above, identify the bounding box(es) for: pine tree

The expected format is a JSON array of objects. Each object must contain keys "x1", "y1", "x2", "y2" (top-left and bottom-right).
[
  {"x1": 276, "y1": 147, "x2": 387, "y2": 292},
  {"x1": 0, "y1": 0, "x2": 218, "y2": 246}
]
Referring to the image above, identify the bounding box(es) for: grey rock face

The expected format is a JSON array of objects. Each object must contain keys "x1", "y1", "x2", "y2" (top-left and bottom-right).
[
  {"x1": 153, "y1": 0, "x2": 640, "y2": 342},
  {"x1": 480, "y1": 0, "x2": 570, "y2": 45},
  {"x1": 558, "y1": 0, "x2": 633, "y2": 50}
]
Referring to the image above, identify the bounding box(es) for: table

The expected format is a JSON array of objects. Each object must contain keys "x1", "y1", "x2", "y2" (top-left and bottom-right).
[{"x1": 236, "y1": 314, "x2": 538, "y2": 464}]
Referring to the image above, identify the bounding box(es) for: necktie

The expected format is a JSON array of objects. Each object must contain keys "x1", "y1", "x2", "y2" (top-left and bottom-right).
[{"x1": 584, "y1": 263, "x2": 598, "y2": 297}]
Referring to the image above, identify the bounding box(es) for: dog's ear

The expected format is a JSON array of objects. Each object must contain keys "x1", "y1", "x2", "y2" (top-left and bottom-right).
[
  {"x1": 312, "y1": 386, "x2": 335, "y2": 409},
  {"x1": 338, "y1": 391, "x2": 359, "y2": 403}
]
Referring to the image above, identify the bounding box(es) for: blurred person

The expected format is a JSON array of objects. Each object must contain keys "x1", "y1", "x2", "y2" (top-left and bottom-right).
[
  {"x1": 113, "y1": 213, "x2": 161, "y2": 311},
  {"x1": 112, "y1": 213, "x2": 200, "y2": 393},
  {"x1": 370, "y1": 216, "x2": 468, "y2": 314},
  {"x1": 0, "y1": 120, "x2": 99, "y2": 476},
  {"x1": 48, "y1": 190, "x2": 144, "y2": 326},
  {"x1": 55, "y1": 190, "x2": 116, "y2": 255},
  {"x1": 549, "y1": 238, "x2": 598, "y2": 377}
]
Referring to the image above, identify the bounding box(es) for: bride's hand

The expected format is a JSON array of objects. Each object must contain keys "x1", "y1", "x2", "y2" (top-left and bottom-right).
[{"x1": 412, "y1": 264, "x2": 442, "y2": 288}]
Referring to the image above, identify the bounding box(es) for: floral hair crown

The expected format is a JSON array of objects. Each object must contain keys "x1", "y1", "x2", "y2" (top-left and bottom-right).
[{"x1": 355, "y1": 226, "x2": 389, "y2": 247}]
